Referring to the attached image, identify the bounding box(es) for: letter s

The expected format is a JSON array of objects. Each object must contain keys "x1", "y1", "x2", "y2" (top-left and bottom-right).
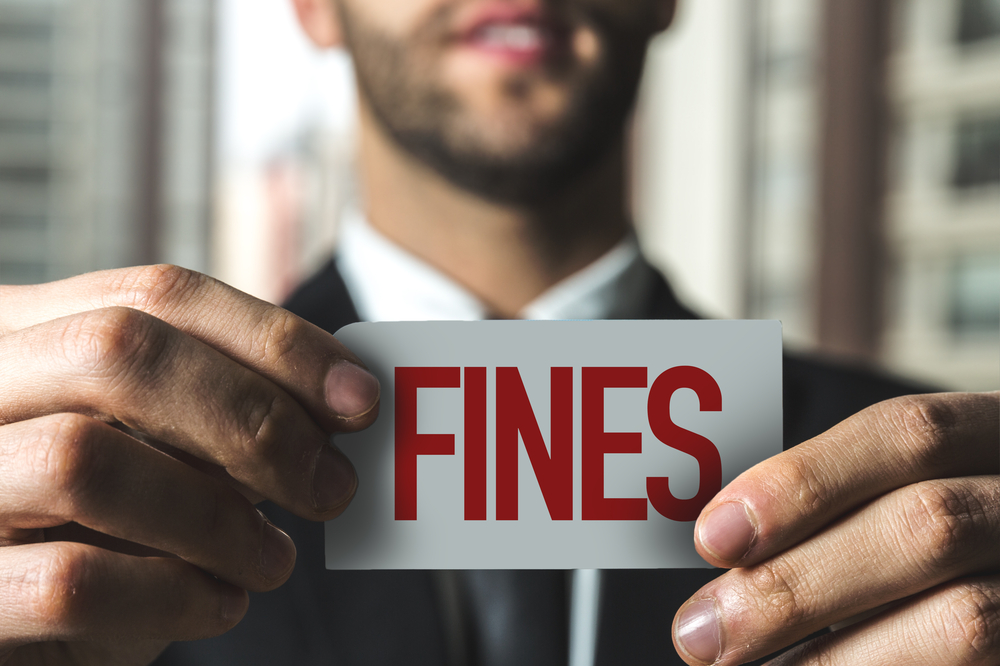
[{"x1": 645, "y1": 366, "x2": 722, "y2": 522}]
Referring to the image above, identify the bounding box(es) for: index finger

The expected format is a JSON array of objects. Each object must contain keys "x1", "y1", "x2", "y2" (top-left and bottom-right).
[
  {"x1": 693, "y1": 391, "x2": 1000, "y2": 568},
  {"x1": 0, "y1": 265, "x2": 379, "y2": 432}
]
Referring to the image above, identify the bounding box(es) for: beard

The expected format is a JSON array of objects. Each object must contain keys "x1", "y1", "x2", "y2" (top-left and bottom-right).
[{"x1": 337, "y1": 1, "x2": 653, "y2": 207}]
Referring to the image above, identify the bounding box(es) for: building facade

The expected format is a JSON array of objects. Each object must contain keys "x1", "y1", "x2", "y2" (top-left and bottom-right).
[
  {"x1": 0, "y1": 0, "x2": 215, "y2": 285},
  {"x1": 638, "y1": 0, "x2": 998, "y2": 391},
  {"x1": 884, "y1": 0, "x2": 1000, "y2": 389}
]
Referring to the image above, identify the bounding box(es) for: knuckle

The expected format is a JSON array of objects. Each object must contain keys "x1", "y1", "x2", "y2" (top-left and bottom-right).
[
  {"x1": 26, "y1": 545, "x2": 93, "y2": 631},
  {"x1": 110, "y1": 264, "x2": 207, "y2": 315},
  {"x1": 25, "y1": 414, "x2": 102, "y2": 511},
  {"x1": 59, "y1": 307, "x2": 169, "y2": 381},
  {"x1": 742, "y1": 560, "x2": 809, "y2": 628},
  {"x1": 898, "y1": 482, "x2": 980, "y2": 573},
  {"x1": 253, "y1": 309, "x2": 306, "y2": 367},
  {"x1": 775, "y1": 453, "x2": 832, "y2": 518},
  {"x1": 885, "y1": 395, "x2": 959, "y2": 471},
  {"x1": 938, "y1": 582, "x2": 1000, "y2": 663},
  {"x1": 237, "y1": 391, "x2": 291, "y2": 465}
]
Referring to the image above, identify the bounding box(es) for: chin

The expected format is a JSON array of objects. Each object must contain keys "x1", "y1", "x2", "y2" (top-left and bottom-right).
[{"x1": 458, "y1": 99, "x2": 576, "y2": 153}]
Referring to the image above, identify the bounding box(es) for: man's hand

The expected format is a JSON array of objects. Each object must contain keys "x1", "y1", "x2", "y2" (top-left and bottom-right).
[
  {"x1": 0, "y1": 265, "x2": 380, "y2": 665},
  {"x1": 672, "y1": 391, "x2": 999, "y2": 665}
]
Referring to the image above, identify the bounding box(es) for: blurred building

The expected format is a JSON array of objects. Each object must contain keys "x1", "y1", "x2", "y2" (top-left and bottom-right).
[
  {"x1": 211, "y1": 0, "x2": 358, "y2": 305},
  {"x1": 744, "y1": 0, "x2": 824, "y2": 348},
  {"x1": 4, "y1": 0, "x2": 995, "y2": 390},
  {"x1": 638, "y1": 0, "x2": 998, "y2": 391},
  {"x1": 634, "y1": 1, "x2": 753, "y2": 323},
  {"x1": 214, "y1": 123, "x2": 353, "y2": 305},
  {"x1": 0, "y1": 0, "x2": 215, "y2": 285},
  {"x1": 884, "y1": 0, "x2": 1000, "y2": 389}
]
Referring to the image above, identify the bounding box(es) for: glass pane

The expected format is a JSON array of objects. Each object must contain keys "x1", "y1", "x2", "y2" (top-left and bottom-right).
[
  {"x1": 0, "y1": 260, "x2": 47, "y2": 285},
  {"x1": 957, "y1": 0, "x2": 1000, "y2": 45},
  {"x1": 0, "y1": 213, "x2": 46, "y2": 231},
  {"x1": 952, "y1": 116, "x2": 1000, "y2": 188},
  {"x1": 0, "y1": 166, "x2": 50, "y2": 186},
  {"x1": 0, "y1": 119, "x2": 50, "y2": 136},
  {"x1": 949, "y1": 253, "x2": 1000, "y2": 337}
]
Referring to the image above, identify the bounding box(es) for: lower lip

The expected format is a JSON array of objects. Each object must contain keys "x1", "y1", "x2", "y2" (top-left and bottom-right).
[{"x1": 460, "y1": 41, "x2": 548, "y2": 66}]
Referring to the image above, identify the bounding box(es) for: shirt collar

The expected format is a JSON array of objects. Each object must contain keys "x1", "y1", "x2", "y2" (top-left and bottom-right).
[{"x1": 335, "y1": 207, "x2": 655, "y2": 323}]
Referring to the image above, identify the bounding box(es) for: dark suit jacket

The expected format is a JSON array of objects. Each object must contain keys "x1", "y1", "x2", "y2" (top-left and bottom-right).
[{"x1": 156, "y1": 260, "x2": 928, "y2": 666}]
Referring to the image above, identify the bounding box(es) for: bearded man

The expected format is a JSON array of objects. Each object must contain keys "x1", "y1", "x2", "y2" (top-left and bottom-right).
[{"x1": 0, "y1": 1, "x2": 996, "y2": 666}]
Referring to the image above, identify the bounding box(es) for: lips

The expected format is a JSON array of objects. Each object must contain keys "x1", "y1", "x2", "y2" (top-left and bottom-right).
[{"x1": 454, "y1": 3, "x2": 567, "y2": 64}]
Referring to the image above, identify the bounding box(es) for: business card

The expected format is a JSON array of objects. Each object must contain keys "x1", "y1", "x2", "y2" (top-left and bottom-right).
[{"x1": 326, "y1": 320, "x2": 781, "y2": 569}]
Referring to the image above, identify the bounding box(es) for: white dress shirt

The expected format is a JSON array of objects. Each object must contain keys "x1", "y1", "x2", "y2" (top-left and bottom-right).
[
  {"x1": 334, "y1": 207, "x2": 658, "y2": 666},
  {"x1": 335, "y1": 206, "x2": 656, "y2": 323}
]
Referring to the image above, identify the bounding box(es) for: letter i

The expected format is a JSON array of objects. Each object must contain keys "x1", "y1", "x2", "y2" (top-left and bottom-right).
[{"x1": 464, "y1": 367, "x2": 487, "y2": 520}]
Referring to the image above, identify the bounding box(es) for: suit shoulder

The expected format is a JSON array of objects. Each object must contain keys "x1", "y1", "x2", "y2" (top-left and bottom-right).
[{"x1": 782, "y1": 351, "x2": 938, "y2": 448}]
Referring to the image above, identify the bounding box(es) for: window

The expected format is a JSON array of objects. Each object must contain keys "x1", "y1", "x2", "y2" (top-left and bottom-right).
[
  {"x1": 949, "y1": 253, "x2": 1000, "y2": 337},
  {"x1": 0, "y1": 213, "x2": 46, "y2": 231},
  {"x1": 0, "y1": 71, "x2": 50, "y2": 89},
  {"x1": 957, "y1": 0, "x2": 1000, "y2": 45},
  {"x1": 952, "y1": 115, "x2": 1000, "y2": 188},
  {"x1": 0, "y1": 166, "x2": 50, "y2": 186},
  {"x1": 0, "y1": 21, "x2": 53, "y2": 42},
  {"x1": 0, "y1": 119, "x2": 50, "y2": 138},
  {"x1": 0, "y1": 260, "x2": 47, "y2": 285}
]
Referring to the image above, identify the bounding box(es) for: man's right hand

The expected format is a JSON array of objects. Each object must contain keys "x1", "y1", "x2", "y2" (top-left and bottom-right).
[{"x1": 0, "y1": 265, "x2": 380, "y2": 665}]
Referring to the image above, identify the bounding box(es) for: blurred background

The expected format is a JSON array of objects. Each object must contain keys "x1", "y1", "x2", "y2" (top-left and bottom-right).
[{"x1": 0, "y1": 0, "x2": 997, "y2": 390}]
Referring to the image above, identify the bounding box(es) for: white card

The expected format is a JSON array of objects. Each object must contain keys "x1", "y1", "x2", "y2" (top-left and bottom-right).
[{"x1": 326, "y1": 320, "x2": 781, "y2": 569}]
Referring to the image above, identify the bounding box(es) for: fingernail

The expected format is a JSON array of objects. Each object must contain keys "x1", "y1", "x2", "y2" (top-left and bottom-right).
[
  {"x1": 325, "y1": 360, "x2": 380, "y2": 419},
  {"x1": 676, "y1": 598, "x2": 722, "y2": 664},
  {"x1": 313, "y1": 445, "x2": 358, "y2": 512},
  {"x1": 260, "y1": 519, "x2": 296, "y2": 580},
  {"x1": 220, "y1": 584, "x2": 248, "y2": 625},
  {"x1": 699, "y1": 501, "x2": 756, "y2": 563}
]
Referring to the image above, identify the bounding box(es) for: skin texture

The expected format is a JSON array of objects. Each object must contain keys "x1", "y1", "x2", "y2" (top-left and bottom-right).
[
  {"x1": 675, "y1": 392, "x2": 1000, "y2": 665},
  {"x1": 338, "y1": 0, "x2": 652, "y2": 205},
  {"x1": 0, "y1": 1, "x2": 996, "y2": 665},
  {"x1": 0, "y1": 266, "x2": 379, "y2": 664}
]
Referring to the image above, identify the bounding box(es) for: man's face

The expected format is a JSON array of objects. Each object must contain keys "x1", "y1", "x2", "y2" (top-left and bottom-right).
[{"x1": 334, "y1": 0, "x2": 672, "y2": 205}]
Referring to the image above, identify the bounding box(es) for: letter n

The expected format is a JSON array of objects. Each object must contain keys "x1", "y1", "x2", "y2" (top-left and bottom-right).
[{"x1": 495, "y1": 367, "x2": 573, "y2": 520}]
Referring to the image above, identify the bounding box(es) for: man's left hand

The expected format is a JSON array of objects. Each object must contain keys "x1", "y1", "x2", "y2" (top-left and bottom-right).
[{"x1": 672, "y1": 391, "x2": 1000, "y2": 665}]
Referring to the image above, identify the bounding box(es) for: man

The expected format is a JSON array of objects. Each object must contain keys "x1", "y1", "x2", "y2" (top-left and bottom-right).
[{"x1": 0, "y1": 0, "x2": 995, "y2": 665}]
